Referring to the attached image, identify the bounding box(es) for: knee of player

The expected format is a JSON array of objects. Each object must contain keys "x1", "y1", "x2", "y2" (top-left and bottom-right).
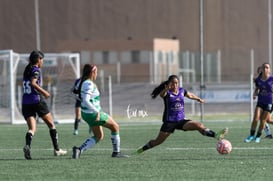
[
  {"x1": 110, "y1": 123, "x2": 120, "y2": 132},
  {"x1": 114, "y1": 124, "x2": 120, "y2": 132},
  {"x1": 95, "y1": 134, "x2": 104, "y2": 142}
]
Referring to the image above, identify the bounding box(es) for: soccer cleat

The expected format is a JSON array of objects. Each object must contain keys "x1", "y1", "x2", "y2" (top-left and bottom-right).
[
  {"x1": 265, "y1": 134, "x2": 273, "y2": 139},
  {"x1": 111, "y1": 152, "x2": 129, "y2": 158},
  {"x1": 136, "y1": 147, "x2": 144, "y2": 154},
  {"x1": 216, "y1": 128, "x2": 228, "y2": 140},
  {"x1": 254, "y1": 137, "x2": 261, "y2": 143},
  {"x1": 54, "y1": 148, "x2": 67, "y2": 156},
  {"x1": 245, "y1": 135, "x2": 254, "y2": 143},
  {"x1": 73, "y1": 130, "x2": 78, "y2": 135},
  {"x1": 72, "y1": 146, "x2": 81, "y2": 159},
  {"x1": 23, "y1": 145, "x2": 32, "y2": 160}
]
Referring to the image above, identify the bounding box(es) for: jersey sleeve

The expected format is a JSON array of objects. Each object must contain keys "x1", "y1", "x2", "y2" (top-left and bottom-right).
[
  {"x1": 72, "y1": 79, "x2": 81, "y2": 94},
  {"x1": 32, "y1": 69, "x2": 40, "y2": 79},
  {"x1": 183, "y1": 89, "x2": 187, "y2": 96}
]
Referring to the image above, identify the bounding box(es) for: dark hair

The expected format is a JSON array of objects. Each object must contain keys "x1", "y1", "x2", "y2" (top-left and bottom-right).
[
  {"x1": 256, "y1": 66, "x2": 262, "y2": 78},
  {"x1": 29, "y1": 50, "x2": 44, "y2": 64},
  {"x1": 262, "y1": 62, "x2": 270, "y2": 67},
  {"x1": 23, "y1": 50, "x2": 44, "y2": 78},
  {"x1": 78, "y1": 64, "x2": 96, "y2": 99},
  {"x1": 151, "y1": 75, "x2": 179, "y2": 99}
]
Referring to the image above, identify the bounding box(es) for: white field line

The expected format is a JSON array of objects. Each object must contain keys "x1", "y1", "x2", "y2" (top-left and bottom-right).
[{"x1": 0, "y1": 147, "x2": 273, "y2": 151}]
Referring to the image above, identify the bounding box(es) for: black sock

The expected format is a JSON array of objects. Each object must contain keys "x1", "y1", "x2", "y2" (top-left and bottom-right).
[
  {"x1": 250, "y1": 129, "x2": 255, "y2": 136},
  {"x1": 49, "y1": 129, "x2": 59, "y2": 151},
  {"x1": 256, "y1": 131, "x2": 262, "y2": 138},
  {"x1": 25, "y1": 132, "x2": 33, "y2": 147},
  {"x1": 142, "y1": 141, "x2": 153, "y2": 151},
  {"x1": 203, "y1": 128, "x2": 215, "y2": 138}
]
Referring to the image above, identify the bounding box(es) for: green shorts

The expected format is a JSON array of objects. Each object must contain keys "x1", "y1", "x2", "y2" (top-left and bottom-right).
[{"x1": 81, "y1": 111, "x2": 109, "y2": 127}]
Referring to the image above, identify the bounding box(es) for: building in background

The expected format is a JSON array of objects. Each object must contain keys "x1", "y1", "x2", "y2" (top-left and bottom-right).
[
  {"x1": 58, "y1": 38, "x2": 179, "y2": 83},
  {"x1": 0, "y1": 0, "x2": 270, "y2": 82}
]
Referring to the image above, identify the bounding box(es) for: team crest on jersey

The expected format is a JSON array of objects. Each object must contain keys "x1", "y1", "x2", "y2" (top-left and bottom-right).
[
  {"x1": 173, "y1": 103, "x2": 183, "y2": 111},
  {"x1": 175, "y1": 103, "x2": 182, "y2": 108}
]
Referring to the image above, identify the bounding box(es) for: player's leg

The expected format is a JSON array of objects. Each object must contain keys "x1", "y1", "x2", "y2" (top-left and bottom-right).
[
  {"x1": 73, "y1": 112, "x2": 104, "y2": 159},
  {"x1": 38, "y1": 100, "x2": 66, "y2": 155},
  {"x1": 73, "y1": 102, "x2": 81, "y2": 135},
  {"x1": 23, "y1": 116, "x2": 36, "y2": 160},
  {"x1": 137, "y1": 122, "x2": 173, "y2": 154},
  {"x1": 41, "y1": 112, "x2": 67, "y2": 156},
  {"x1": 137, "y1": 122, "x2": 177, "y2": 154},
  {"x1": 22, "y1": 104, "x2": 37, "y2": 160},
  {"x1": 72, "y1": 126, "x2": 101, "y2": 159},
  {"x1": 137, "y1": 131, "x2": 171, "y2": 154},
  {"x1": 255, "y1": 111, "x2": 270, "y2": 143},
  {"x1": 245, "y1": 107, "x2": 261, "y2": 142},
  {"x1": 264, "y1": 122, "x2": 272, "y2": 138},
  {"x1": 103, "y1": 115, "x2": 128, "y2": 157},
  {"x1": 182, "y1": 120, "x2": 228, "y2": 140}
]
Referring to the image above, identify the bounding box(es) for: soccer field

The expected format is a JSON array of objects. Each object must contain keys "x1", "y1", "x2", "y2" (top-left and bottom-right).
[{"x1": 1, "y1": 118, "x2": 273, "y2": 181}]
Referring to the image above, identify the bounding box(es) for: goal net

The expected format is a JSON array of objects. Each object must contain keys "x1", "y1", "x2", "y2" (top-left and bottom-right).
[{"x1": 0, "y1": 50, "x2": 80, "y2": 124}]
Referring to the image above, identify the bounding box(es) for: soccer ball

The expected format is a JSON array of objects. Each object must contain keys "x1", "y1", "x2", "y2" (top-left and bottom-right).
[{"x1": 216, "y1": 139, "x2": 232, "y2": 154}]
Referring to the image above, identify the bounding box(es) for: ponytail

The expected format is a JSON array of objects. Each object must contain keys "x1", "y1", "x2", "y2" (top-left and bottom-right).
[
  {"x1": 23, "y1": 63, "x2": 32, "y2": 79},
  {"x1": 151, "y1": 81, "x2": 168, "y2": 99},
  {"x1": 151, "y1": 75, "x2": 179, "y2": 99}
]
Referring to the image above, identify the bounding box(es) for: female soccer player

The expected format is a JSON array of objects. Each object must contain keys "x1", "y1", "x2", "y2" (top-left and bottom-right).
[
  {"x1": 245, "y1": 63, "x2": 273, "y2": 143},
  {"x1": 136, "y1": 75, "x2": 228, "y2": 154},
  {"x1": 254, "y1": 66, "x2": 272, "y2": 138},
  {"x1": 22, "y1": 50, "x2": 67, "y2": 160},
  {"x1": 72, "y1": 64, "x2": 128, "y2": 158}
]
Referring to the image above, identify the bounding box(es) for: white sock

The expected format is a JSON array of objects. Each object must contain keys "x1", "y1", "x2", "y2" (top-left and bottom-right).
[
  {"x1": 264, "y1": 123, "x2": 272, "y2": 136},
  {"x1": 79, "y1": 136, "x2": 97, "y2": 152},
  {"x1": 111, "y1": 133, "x2": 120, "y2": 153}
]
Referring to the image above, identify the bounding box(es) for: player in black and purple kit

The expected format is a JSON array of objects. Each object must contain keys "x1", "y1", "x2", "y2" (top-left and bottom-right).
[
  {"x1": 71, "y1": 77, "x2": 93, "y2": 135},
  {"x1": 245, "y1": 63, "x2": 273, "y2": 143},
  {"x1": 137, "y1": 75, "x2": 228, "y2": 154},
  {"x1": 22, "y1": 50, "x2": 67, "y2": 159},
  {"x1": 72, "y1": 78, "x2": 81, "y2": 135}
]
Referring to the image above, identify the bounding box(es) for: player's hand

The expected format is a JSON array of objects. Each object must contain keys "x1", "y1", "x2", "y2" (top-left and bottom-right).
[
  {"x1": 44, "y1": 91, "x2": 50, "y2": 99},
  {"x1": 198, "y1": 98, "x2": 205, "y2": 103}
]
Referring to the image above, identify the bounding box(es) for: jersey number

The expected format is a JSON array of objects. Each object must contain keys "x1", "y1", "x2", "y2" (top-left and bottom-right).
[{"x1": 23, "y1": 81, "x2": 31, "y2": 94}]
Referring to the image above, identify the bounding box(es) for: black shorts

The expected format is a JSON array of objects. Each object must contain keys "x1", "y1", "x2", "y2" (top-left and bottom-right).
[
  {"x1": 75, "y1": 100, "x2": 81, "y2": 108},
  {"x1": 160, "y1": 119, "x2": 191, "y2": 133},
  {"x1": 22, "y1": 100, "x2": 50, "y2": 120},
  {"x1": 256, "y1": 102, "x2": 273, "y2": 113}
]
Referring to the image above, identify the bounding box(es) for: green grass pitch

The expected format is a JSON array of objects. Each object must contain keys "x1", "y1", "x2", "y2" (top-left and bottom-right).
[{"x1": 1, "y1": 117, "x2": 273, "y2": 181}]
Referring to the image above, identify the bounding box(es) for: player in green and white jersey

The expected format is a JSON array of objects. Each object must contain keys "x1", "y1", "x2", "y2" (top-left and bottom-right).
[{"x1": 72, "y1": 64, "x2": 128, "y2": 158}]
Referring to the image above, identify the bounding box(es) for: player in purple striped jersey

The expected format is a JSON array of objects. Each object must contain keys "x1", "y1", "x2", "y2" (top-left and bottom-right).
[
  {"x1": 22, "y1": 50, "x2": 67, "y2": 159},
  {"x1": 137, "y1": 75, "x2": 228, "y2": 154},
  {"x1": 245, "y1": 63, "x2": 273, "y2": 143}
]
